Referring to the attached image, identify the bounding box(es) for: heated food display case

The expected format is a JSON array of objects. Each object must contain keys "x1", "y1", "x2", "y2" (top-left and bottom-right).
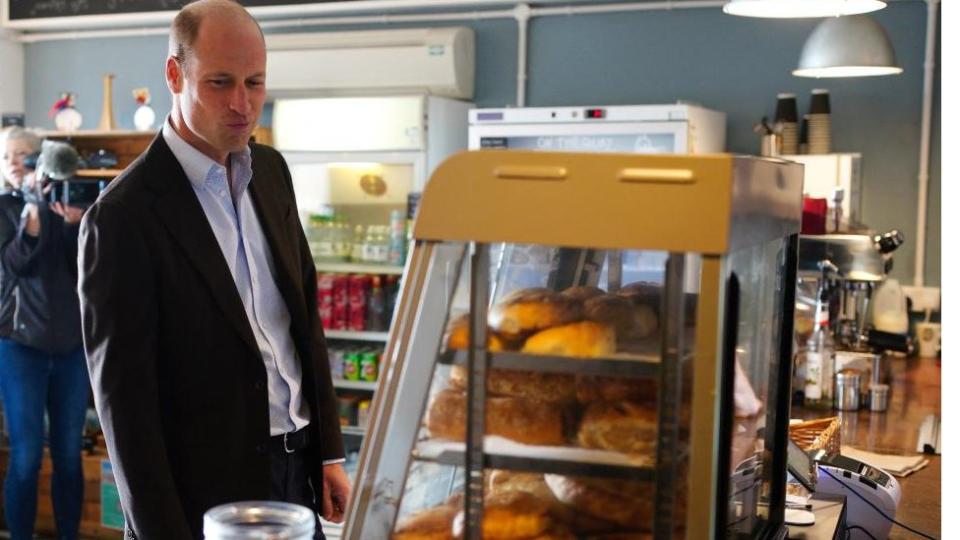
[{"x1": 343, "y1": 150, "x2": 804, "y2": 539}]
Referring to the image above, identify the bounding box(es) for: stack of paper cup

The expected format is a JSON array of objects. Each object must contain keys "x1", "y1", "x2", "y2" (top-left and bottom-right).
[
  {"x1": 775, "y1": 93, "x2": 799, "y2": 155},
  {"x1": 808, "y1": 89, "x2": 831, "y2": 154}
]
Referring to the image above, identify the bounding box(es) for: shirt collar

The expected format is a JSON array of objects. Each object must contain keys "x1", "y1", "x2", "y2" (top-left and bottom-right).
[{"x1": 161, "y1": 116, "x2": 253, "y2": 198}]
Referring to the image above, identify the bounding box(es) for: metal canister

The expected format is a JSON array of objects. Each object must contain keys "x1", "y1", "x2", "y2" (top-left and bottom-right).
[
  {"x1": 869, "y1": 384, "x2": 890, "y2": 412},
  {"x1": 834, "y1": 370, "x2": 861, "y2": 411}
]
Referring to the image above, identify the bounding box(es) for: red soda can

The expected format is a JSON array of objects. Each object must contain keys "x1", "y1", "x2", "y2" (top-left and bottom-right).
[
  {"x1": 319, "y1": 303, "x2": 333, "y2": 330},
  {"x1": 349, "y1": 275, "x2": 371, "y2": 331},
  {"x1": 332, "y1": 274, "x2": 349, "y2": 307},
  {"x1": 332, "y1": 301, "x2": 348, "y2": 330},
  {"x1": 317, "y1": 273, "x2": 334, "y2": 305}
]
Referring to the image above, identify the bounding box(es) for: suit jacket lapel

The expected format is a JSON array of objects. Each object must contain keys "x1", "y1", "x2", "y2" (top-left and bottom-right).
[
  {"x1": 248, "y1": 152, "x2": 310, "y2": 343},
  {"x1": 146, "y1": 135, "x2": 261, "y2": 357}
]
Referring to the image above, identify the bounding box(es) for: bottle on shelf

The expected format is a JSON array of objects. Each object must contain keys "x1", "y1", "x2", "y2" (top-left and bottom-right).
[
  {"x1": 388, "y1": 209, "x2": 406, "y2": 266},
  {"x1": 803, "y1": 261, "x2": 837, "y2": 409},
  {"x1": 351, "y1": 224, "x2": 367, "y2": 263},
  {"x1": 363, "y1": 226, "x2": 390, "y2": 264},
  {"x1": 366, "y1": 276, "x2": 387, "y2": 332},
  {"x1": 332, "y1": 216, "x2": 353, "y2": 262}
]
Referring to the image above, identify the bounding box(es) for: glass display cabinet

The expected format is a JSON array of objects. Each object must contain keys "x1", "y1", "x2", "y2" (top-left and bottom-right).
[{"x1": 342, "y1": 150, "x2": 803, "y2": 539}]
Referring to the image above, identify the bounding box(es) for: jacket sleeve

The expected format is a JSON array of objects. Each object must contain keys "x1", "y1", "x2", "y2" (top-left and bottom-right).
[
  {"x1": 78, "y1": 200, "x2": 194, "y2": 540},
  {"x1": 0, "y1": 205, "x2": 52, "y2": 277},
  {"x1": 277, "y1": 153, "x2": 345, "y2": 462}
]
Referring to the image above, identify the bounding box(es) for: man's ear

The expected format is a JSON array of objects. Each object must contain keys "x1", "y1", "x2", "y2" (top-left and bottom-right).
[{"x1": 166, "y1": 56, "x2": 183, "y2": 94}]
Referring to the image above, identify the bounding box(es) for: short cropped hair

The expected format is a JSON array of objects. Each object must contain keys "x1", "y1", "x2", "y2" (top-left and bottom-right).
[
  {"x1": 1, "y1": 126, "x2": 42, "y2": 154},
  {"x1": 168, "y1": 0, "x2": 261, "y2": 67}
]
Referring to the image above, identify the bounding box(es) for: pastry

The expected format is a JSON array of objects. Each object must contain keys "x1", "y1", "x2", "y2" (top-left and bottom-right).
[
  {"x1": 445, "y1": 313, "x2": 507, "y2": 351},
  {"x1": 487, "y1": 471, "x2": 620, "y2": 535},
  {"x1": 561, "y1": 285, "x2": 606, "y2": 302},
  {"x1": 426, "y1": 389, "x2": 568, "y2": 446},
  {"x1": 451, "y1": 490, "x2": 554, "y2": 539},
  {"x1": 521, "y1": 321, "x2": 615, "y2": 358},
  {"x1": 575, "y1": 375, "x2": 657, "y2": 405},
  {"x1": 577, "y1": 401, "x2": 657, "y2": 457},
  {"x1": 544, "y1": 475, "x2": 654, "y2": 531},
  {"x1": 488, "y1": 288, "x2": 583, "y2": 340},
  {"x1": 393, "y1": 504, "x2": 458, "y2": 540},
  {"x1": 449, "y1": 366, "x2": 576, "y2": 403}
]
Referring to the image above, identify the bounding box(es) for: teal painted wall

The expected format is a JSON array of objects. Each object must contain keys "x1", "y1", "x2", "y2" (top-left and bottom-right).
[{"x1": 20, "y1": 2, "x2": 939, "y2": 284}]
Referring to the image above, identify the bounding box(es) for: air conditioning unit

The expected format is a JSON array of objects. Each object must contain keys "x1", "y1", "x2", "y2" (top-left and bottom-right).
[{"x1": 265, "y1": 27, "x2": 474, "y2": 99}]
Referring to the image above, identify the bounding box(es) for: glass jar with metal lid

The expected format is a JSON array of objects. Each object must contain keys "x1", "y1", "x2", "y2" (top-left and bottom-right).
[{"x1": 204, "y1": 501, "x2": 314, "y2": 539}]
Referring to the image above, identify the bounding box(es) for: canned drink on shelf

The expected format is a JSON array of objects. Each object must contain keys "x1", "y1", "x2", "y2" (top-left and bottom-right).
[
  {"x1": 332, "y1": 301, "x2": 348, "y2": 330},
  {"x1": 319, "y1": 304, "x2": 333, "y2": 330},
  {"x1": 343, "y1": 351, "x2": 361, "y2": 381},
  {"x1": 349, "y1": 275, "x2": 371, "y2": 331},
  {"x1": 317, "y1": 273, "x2": 334, "y2": 306},
  {"x1": 360, "y1": 351, "x2": 378, "y2": 382},
  {"x1": 332, "y1": 273, "x2": 349, "y2": 307},
  {"x1": 328, "y1": 347, "x2": 344, "y2": 380}
]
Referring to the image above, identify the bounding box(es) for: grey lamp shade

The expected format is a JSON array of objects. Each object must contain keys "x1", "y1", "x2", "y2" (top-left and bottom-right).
[{"x1": 794, "y1": 14, "x2": 903, "y2": 77}]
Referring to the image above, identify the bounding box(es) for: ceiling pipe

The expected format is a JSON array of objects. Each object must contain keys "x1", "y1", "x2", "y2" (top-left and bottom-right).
[{"x1": 913, "y1": 0, "x2": 939, "y2": 287}]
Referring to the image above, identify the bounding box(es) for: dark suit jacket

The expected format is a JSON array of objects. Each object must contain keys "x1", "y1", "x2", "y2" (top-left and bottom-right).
[{"x1": 78, "y1": 134, "x2": 344, "y2": 540}]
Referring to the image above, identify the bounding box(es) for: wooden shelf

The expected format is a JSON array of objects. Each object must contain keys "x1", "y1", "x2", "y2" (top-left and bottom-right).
[
  {"x1": 332, "y1": 379, "x2": 378, "y2": 391},
  {"x1": 40, "y1": 129, "x2": 155, "y2": 138},
  {"x1": 325, "y1": 330, "x2": 389, "y2": 342},
  {"x1": 76, "y1": 169, "x2": 123, "y2": 178}
]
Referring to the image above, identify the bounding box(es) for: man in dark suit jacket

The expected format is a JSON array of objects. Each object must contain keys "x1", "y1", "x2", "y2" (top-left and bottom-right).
[{"x1": 78, "y1": 1, "x2": 349, "y2": 538}]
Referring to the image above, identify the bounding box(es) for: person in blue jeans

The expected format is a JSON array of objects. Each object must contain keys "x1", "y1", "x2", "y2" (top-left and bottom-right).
[{"x1": 0, "y1": 126, "x2": 89, "y2": 540}]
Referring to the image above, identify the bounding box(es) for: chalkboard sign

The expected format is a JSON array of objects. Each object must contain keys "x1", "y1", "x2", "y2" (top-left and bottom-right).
[{"x1": 7, "y1": 0, "x2": 360, "y2": 20}]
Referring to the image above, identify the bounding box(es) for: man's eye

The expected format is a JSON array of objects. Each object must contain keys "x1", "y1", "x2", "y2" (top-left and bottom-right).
[
  {"x1": 209, "y1": 79, "x2": 228, "y2": 87},
  {"x1": 247, "y1": 80, "x2": 264, "y2": 88}
]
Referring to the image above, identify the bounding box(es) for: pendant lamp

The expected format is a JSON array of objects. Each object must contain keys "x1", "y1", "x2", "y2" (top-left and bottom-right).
[
  {"x1": 722, "y1": 0, "x2": 885, "y2": 18},
  {"x1": 793, "y1": 14, "x2": 903, "y2": 77}
]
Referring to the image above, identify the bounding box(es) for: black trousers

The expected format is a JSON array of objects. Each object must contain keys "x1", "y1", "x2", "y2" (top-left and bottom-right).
[{"x1": 269, "y1": 443, "x2": 326, "y2": 540}]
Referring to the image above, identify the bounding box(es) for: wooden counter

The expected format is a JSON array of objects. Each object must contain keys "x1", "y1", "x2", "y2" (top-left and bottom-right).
[{"x1": 794, "y1": 356, "x2": 941, "y2": 539}]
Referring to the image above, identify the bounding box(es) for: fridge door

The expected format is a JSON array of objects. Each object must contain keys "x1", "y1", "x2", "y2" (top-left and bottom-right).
[
  {"x1": 273, "y1": 96, "x2": 425, "y2": 152},
  {"x1": 468, "y1": 121, "x2": 689, "y2": 153}
]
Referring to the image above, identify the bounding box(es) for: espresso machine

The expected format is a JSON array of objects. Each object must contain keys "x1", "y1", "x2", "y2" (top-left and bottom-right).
[{"x1": 797, "y1": 230, "x2": 908, "y2": 352}]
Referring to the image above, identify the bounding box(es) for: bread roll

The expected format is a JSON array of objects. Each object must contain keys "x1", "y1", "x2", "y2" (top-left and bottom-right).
[
  {"x1": 544, "y1": 475, "x2": 654, "y2": 531},
  {"x1": 561, "y1": 285, "x2": 606, "y2": 302},
  {"x1": 488, "y1": 288, "x2": 583, "y2": 340},
  {"x1": 487, "y1": 471, "x2": 620, "y2": 535},
  {"x1": 577, "y1": 401, "x2": 657, "y2": 457},
  {"x1": 449, "y1": 366, "x2": 576, "y2": 403},
  {"x1": 393, "y1": 504, "x2": 458, "y2": 540},
  {"x1": 426, "y1": 389, "x2": 568, "y2": 446},
  {"x1": 575, "y1": 375, "x2": 657, "y2": 405},
  {"x1": 521, "y1": 321, "x2": 615, "y2": 358},
  {"x1": 451, "y1": 490, "x2": 554, "y2": 539},
  {"x1": 445, "y1": 313, "x2": 507, "y2": 351}
]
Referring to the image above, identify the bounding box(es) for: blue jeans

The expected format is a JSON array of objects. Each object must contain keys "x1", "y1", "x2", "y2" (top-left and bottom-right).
[{"x1": 0, "y1": 339, "x2": 89, "y2": 540}]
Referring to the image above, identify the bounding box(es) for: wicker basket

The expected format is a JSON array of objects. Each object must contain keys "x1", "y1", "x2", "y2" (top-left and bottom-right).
[{"x1": 789, "y1": 417, "x2": 841, "y2": 455}]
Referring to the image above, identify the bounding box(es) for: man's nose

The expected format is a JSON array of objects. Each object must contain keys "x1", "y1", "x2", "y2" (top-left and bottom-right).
[{"x1": 229, "y1": 86, "x2": 251, "y2": 115}]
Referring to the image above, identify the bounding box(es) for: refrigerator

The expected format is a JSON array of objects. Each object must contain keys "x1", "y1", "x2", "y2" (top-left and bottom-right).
[
  {"x1": 271, "y1": 94, "x2": 471, "y2": 539},
  {"x1": 467, "y1": 102, "x2": 726, "y2": 296}
]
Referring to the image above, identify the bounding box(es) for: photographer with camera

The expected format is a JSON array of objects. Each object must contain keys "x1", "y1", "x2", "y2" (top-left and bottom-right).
[{"x1": 0, "y1": 126, "x2": 89, "y2": 540}]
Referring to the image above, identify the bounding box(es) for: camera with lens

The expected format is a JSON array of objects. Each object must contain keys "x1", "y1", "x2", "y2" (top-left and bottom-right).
[{"x1": 23, "y1": 141, "x2": 109, "y2": 208}]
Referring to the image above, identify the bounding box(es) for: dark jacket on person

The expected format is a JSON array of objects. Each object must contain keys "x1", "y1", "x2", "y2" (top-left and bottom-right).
[
  {"x1": 78, "y1": 134, "x2": 344, "y2": 540},
  {"x1": 0, "y1": 190, "x2": 82, "y2": 353}
]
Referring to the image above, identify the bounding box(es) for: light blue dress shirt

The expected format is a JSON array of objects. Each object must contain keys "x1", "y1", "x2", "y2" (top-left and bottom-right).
[{"x1": 162, "y1": 119, "x2": 309, "y2": 437}]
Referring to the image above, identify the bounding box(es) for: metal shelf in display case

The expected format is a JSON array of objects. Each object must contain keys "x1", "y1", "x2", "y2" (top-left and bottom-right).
[{"x1": 342, "y1": 151, "x2": 804, "y2": 540}]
